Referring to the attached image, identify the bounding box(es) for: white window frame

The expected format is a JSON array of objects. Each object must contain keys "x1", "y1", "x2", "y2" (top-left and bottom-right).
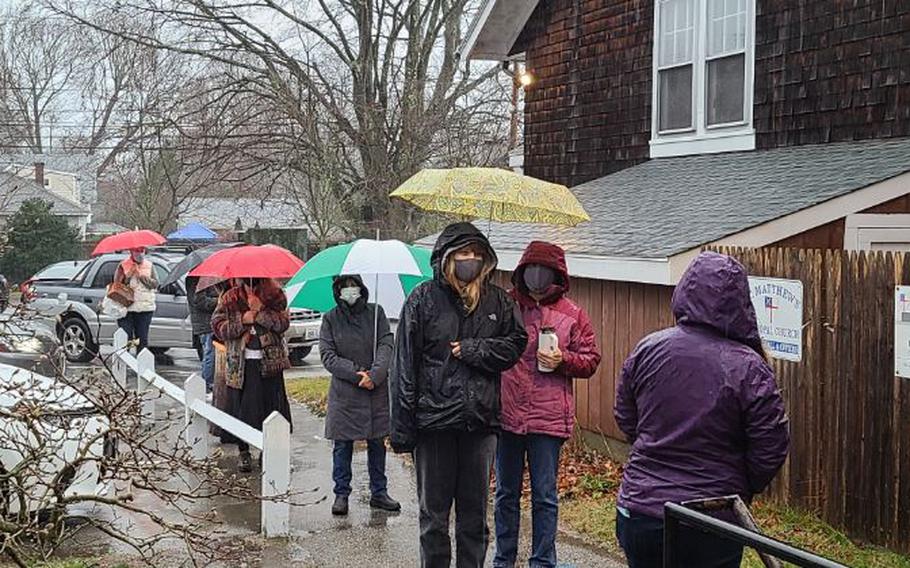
[
  {"x1": 845, "y1": 214, "x2": 910, "y2": 251},
  {"x1": 650, "y1": 0, "x2": 756, "y2": 158}
]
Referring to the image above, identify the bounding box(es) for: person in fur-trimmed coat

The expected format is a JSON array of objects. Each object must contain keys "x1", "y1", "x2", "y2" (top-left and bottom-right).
[{"x1": 211, "y1": 277, "x2": 292, "y2": 472}]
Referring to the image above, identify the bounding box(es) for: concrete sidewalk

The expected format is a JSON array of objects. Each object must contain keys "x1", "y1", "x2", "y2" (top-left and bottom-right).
[
  {"x1": 83, "y1": 355, "x2": 623, "y2": 567},
  {"x1": 240, "y1": 401, "x2": 624, "y2": 567}
]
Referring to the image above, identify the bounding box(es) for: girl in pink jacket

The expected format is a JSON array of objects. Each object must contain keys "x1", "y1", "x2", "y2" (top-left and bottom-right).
[{"x1": 494, "y1": 241, "x2": 601, "y2": 568}]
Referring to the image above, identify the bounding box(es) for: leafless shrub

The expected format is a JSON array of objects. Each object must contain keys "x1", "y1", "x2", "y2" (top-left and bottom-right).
[{"x1": 0, "y1": 308, "x2": 307, "y2": 567}]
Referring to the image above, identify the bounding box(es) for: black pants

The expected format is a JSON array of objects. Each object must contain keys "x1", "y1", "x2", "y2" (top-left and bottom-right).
[
  {"x1": 222, "y1": 359, "x2": 293, "y2": 453},
  {"x1": 616, "y1": 508, "x2": 744, "y2": 568},
  {"x1": 117, "y1": 311, "x2": 153, "y2": 352},
  {"x1": 414, "y1": 430, "x2": 497, "y2": 568}
]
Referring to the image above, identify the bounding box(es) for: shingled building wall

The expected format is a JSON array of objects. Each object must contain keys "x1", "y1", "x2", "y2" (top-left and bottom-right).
[
  {"x1": 514, "y1": 0, "x2": 653, "y2": 188},
  {"x1": 515, "y1": 0, "x2": 910, "y2": 187}
]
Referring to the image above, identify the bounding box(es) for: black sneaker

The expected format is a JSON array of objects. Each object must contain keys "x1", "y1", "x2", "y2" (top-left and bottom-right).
[
  {"x1": 332, "y1": 495, "x2": 349, "y2": 516},
  {"x1": 370, "y1": 494, "x2": 401, "y2": 512},
  {"x1": 238, "y1": 451, "x2": 253, "y2": 473}
]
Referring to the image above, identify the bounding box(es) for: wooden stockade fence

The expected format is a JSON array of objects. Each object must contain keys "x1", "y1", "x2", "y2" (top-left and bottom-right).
[
  {"x1": 499, "y1": 247, "x2": 910, "y2": 553},
  {"x1": 713, "y1": 247, "x2": 910, "y2": 554}
]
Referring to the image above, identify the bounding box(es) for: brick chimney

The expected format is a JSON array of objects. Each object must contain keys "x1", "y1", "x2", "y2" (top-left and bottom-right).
[{"x1": 34, "y1": 162, "x2": 45, "y2": 186}]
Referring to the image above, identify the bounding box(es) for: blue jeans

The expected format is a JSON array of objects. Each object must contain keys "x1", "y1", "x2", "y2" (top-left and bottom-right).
[
  {"x1": 332, "y1": 439, "x2": 388, "y2": 497},
  {"x1": 494, "y1": 432, "x2": 564, "y2": 568},
  {"x1": 200, "y1": 333, "x2": 215, "y2": 391},
  {"x1": 616, "y1": 508, "x2": 744, "y2": 568},
  {"x1": 117, "y1": 311, "x2": 153, "y2": 353}
]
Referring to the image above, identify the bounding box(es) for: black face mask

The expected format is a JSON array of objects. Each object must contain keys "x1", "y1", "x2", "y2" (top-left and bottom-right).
[
  {"x1": 454, "y1": 258, "x2": 484, "y2": 283},
  {"x1": 523, "y1": 264, "x2": 557, "y2": 294}
]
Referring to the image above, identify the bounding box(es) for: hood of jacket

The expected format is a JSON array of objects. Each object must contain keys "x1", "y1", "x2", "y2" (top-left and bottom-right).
[
  {"x1": 671, "y1": 251, "x2": 763, "y2": 355},
  {"x1": 430, "y1": 222, "x2": 498, "y2": 282},
  {"x1": 511, "y1": 240, "x2": 569, "y2": 306},
  {"x1": 332, "y1": 274, "x2": 369, "y2": 311}
]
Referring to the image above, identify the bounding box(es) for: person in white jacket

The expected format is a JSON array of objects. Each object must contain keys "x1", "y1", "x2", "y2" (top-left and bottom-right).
[{"x1": 114, "y1": 247, "x2": 158, "y2": 351}]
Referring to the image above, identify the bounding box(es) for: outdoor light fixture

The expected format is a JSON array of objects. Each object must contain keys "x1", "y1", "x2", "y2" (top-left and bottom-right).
[
  {"x1": 501, "y1": 60, "x2": 533, "y2": 88},
  {"x1": 518, "y1": 69, "x2": 534, "y2": 87}
]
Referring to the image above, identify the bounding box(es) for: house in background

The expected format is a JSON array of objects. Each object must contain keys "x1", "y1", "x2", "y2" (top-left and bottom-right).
[
  {"x1": 84, "y1": 221, "x2": 128, "y2": 240},
  {"x1": 178, "y1": 197, "x2": 308, "y2": 236},
  {"x1": 1, "y1": 153, "x2": 100, "y2": 216},
  {"x1": 0, "y1": 171, "x2": 90, "y2": 236}
]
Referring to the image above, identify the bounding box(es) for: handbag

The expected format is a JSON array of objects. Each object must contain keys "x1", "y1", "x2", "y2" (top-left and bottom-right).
[
  {"x1": 259, "y1": 331, "x2": 291, "y2": 377},
  {"x1": 107, "y1": 281, "x2": 134, "y2": 307},
  {"x1": 210, "y1": 340, "x2": 229, "y2": 436}
]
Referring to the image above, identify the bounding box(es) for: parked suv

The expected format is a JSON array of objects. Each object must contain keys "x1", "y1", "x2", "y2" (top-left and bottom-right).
[
  {"x1": 29, "y1": 254, "x2": 321, "y2": 363},
  {"x1": 30, "y1": 253, "x2": 192, "y2": 362}
]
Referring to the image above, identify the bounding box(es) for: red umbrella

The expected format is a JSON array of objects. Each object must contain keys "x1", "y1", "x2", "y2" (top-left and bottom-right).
[
  {"x1": 189, "y1": 245, "x2": 304, "y2": 286},
  {"x1": 92, "y1": 229, "x2": 166, "y2": 256}
]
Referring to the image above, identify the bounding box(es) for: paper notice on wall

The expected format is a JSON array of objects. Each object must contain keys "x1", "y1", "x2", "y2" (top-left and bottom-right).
[{"x1": 895, "y1": 286, "x2": 910, "y2": 379}]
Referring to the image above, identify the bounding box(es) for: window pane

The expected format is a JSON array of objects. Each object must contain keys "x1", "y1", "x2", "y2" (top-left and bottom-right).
[
  {"x1": 707, "y1": 54, "x2": 745, "y2": 125},
  {"x1": 659, "y1": 0, "x2": 695, "y2": 67},
  {"x1": 659, "y1": 65, "x2": 693, "y2": 131},
  {"x1": 708, "y1": 0, "x2": 746, "y2": 57},
  {"x1": 92, "y1": 262, "x2": 119, "y2": 289}
]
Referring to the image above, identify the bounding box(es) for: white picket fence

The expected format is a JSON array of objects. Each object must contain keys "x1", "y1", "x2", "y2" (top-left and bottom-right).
[{"x1": 105, "y1": 328, "x2": 291, "y2": 537}]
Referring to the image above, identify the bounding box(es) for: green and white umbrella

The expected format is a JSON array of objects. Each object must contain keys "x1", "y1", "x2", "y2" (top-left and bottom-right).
[{"x1": 284, "y1": 239, "x2": 433, "y2": 318}]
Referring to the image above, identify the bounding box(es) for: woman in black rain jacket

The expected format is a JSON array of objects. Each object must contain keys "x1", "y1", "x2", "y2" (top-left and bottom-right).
[{"x1": 390, "y1": 222, "x2": 527, "y2": 568}]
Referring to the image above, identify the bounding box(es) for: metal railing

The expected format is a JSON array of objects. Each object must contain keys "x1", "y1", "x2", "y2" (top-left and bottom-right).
[
  {"x1": 664, "y1": 502, "x2": 848, "y2": 568},
  {"x1": 104, "y1": 328, "x2": 291, "y2": 537}
]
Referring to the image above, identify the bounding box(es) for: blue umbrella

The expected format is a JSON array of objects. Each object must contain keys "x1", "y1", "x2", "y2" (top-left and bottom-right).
[{"x1": 167, "y1": 222, "x2": 218, "y2": 242}]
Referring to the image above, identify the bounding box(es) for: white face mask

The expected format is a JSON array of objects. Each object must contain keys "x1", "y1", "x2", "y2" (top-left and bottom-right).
[{"x1": 339, "y1": 286, "x2": 361, "y2": 305}]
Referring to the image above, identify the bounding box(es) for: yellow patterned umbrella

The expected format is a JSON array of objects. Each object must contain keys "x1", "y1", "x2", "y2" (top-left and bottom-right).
[{"x1": 391, "y1": 167, "x2": 590, "y2": 227}]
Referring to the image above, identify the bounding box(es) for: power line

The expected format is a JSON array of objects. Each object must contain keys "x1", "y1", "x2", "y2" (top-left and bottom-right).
[
  {"x1": 0, "y1": 121, "x2": 298, "y2": 128},
  {"x1": 0, "y1": 143, "x2": 306, "y2": 151}
]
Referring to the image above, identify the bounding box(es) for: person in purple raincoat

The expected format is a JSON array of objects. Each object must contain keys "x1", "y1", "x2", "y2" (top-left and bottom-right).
[{"x1": 614, "y1": 251, "x2": 790, "y2": 568}]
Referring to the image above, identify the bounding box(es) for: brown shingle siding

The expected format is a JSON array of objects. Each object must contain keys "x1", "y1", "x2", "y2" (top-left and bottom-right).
[
  {"x1": 520, "y1": 0, "x2": 653, "y2": 187},
  {"x1": 755, "y1": 0, "x2": 910, "y2": 149},
  {"x1": 518, "y1": 0, "x2": 910, "y2": 187}
]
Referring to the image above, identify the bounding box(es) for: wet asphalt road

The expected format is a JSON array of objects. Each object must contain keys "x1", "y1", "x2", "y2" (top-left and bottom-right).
[{"x1": 80, "y1": 348, "x2": 624, "y2": 567}]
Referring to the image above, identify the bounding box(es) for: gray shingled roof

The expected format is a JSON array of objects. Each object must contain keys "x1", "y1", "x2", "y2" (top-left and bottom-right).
[
  {"x1": 0, "y1": 172, "x2": 88, "y2": 217},
  {"x1": 179, "y1": 198, "x2": 306, "y2": 230},
  {"x1": 0, "y1": 153, "x2": 100, "y2": 177},
  {"x1": 417, "y1": 138, "x2": 910, "y2": 259}
]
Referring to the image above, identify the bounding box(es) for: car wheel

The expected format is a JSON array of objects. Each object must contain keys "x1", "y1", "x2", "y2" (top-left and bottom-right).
[
  {"x1": 289, "y1": 346, "x2": 312, "y2": 366},
  {"x1": 60, "y1": 317, "x2": 96, "y2": 363}
]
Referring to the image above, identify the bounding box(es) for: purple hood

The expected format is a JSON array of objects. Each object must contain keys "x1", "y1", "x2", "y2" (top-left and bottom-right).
[
  {"x1": 671, "y1": 251, "x2": 763, "y2": 356},
  {"x1": 615, "y1": 252, "x2": 789, "y2": 518}
]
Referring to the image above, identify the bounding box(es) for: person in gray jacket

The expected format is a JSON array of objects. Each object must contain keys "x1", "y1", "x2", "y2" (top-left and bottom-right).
[
  {"x1": 320, "y1": 274, "x2": 399, "y2": 516},
  {"x1": 186, "y1": 275, "x2": 221, "y2": 393}
]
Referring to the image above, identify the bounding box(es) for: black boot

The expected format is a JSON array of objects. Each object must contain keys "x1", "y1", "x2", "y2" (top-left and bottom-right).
[
  {"x1": 238, "y1": 450, "x2": 252, "y2": 473},
  {"x1": 370, "y1": 493, "x2": 401, "y2": 512},
  {"x1": 332, "y1": 495, "x2": 349, "y2": 516}
]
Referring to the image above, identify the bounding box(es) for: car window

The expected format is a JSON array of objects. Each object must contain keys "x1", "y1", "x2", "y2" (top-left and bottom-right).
[
  {"x1": 72, "y1": 262, "x2": 92, "y2": 285},
  {"x1": 36, "y1": 261, "x2": 86, "y2": 280},
  {"x1": 152, "y1": 263, "x2": 169, "y2": 287},
  {"x1": 91, "y1": 262, "x2": 120, "y2": 289}
]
